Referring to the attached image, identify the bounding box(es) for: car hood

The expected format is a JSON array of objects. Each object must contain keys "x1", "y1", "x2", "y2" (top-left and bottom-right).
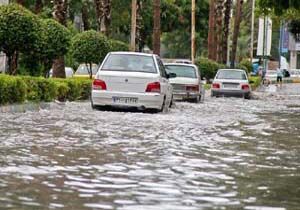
[{"x1": 169, "y1": 77, "x2": 199, "y2": 85}]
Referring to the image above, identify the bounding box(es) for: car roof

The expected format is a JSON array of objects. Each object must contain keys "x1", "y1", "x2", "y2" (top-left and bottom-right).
[
  {"x1": 218, "y1": 69, "x2": 245, "y2": 72},
  {"x1": 109, "y1": 51, "x2": 155, "y2": 57},
  {"x1": 164, "y1": 63, "x2": 198, "y2": 68}
]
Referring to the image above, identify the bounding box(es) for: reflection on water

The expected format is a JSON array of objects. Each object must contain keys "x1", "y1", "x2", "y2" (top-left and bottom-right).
[{"x1": 0, "y1": 94, "x2": 300, "y2": 209}]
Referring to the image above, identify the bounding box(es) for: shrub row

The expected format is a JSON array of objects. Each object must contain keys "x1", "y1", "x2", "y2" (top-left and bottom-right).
[
  {"x1": 0, "y1": 75, "x2": 91, "y2": 105},
  {"x1": 195, "y1": 58, "x2": 253, "y2": 81},
  {"x1": 195, "y1": 57, "x2": 226, "y2": 81}
]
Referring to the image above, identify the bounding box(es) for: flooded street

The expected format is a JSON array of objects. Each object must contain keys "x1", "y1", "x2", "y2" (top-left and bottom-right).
[{"x1": 0, "y1": 84, "x2": 300, "y2": 210}]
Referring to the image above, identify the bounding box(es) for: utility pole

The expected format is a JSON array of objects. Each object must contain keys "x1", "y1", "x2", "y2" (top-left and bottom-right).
[
  {"x1": 250, "y1": 0, "x2": 255, "y2": 61},
  {"x1": 130, "y1": 0, "x2": 137, "y2": 52},
  {"x1": 191, "y1": 0, "x2": 196, "y2": 63},
  {"x1": 153, "y1": 0, "x2": 161, "y2": 55}
]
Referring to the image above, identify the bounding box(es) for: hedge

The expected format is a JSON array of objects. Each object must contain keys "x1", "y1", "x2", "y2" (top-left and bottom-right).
[
  {"x1": 0, "y1": 75, "x2": 92, "y2": 105},
  {"x1": 195, "y1": 57, "x2": 226, "y2": 81}
]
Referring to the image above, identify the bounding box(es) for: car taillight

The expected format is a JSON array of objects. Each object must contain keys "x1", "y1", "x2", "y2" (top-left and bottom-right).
[
  {"x1": 146, "y1": 82, "x2": 161, "y2": 93},
  {"x1": 242, "y1": 84, "x2": 250, "y2": 90},
  {"x1": 93, "y1": 79, "x2": 107, "y2": 90},
  {"x1": 212, "y1": 83, "x2": 220, "y2": 89},
  {"x1": 186, "y1": 85, "x2": 199, "y2": 92}
]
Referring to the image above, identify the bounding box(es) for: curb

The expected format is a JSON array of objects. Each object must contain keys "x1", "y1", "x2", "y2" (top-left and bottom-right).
[{"x1": 0, "y1": 102, "x2": 51, "y2": 113}]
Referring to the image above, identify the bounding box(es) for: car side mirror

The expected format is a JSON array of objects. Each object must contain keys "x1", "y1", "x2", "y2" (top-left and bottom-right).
[{"x1": 167, "y1": 73, "x2": 177, "y2": 79}]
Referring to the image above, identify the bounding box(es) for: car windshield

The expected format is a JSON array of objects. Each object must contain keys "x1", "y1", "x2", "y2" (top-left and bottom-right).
[
  {"x1": 217, "y1": 70, "x2": 247, "y2": 80},
  {"x1": 165, "y1": 65, "x2": 197, "y2": 78},
  {"x1": 101, "y1": 54, "x2": 157, "y2": 73},
  {"x1": 75, "y1": 64, "x2": 98, "y2": 75}
]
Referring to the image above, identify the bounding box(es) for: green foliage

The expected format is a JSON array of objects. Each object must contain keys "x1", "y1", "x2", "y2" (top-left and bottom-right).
[
  {"x1": 249, "y1": 76, "x2": 261, "y2": 90},
  {"x1": 0, "y1": 4, "x2": 40, "y2": 56},
  {"x1": 0, "y1": 75, "x2": 92, "y2": 105},
  {"x1": 22, "y1": 76, "x2": 57, "y2": 102},
  {"x1": 240, "y1": 59, "x2": 253, "y2": 73},
  {"x1": 195, "y1": 57, "x2": 226, "y2": 81},
  {"x1": 71, "y1": 30, "x2": 110, "y2": 78},
  {"x1": 39, "y1": 19, "x2": 71, "y2": 63},
  {"x1": 258, "y1": 0, "x2": 300, "y2": 15},
  {"x1": 109, "y1": 39, "x2": 129, "y2": 52},
  {"x1": 0, "y1": 75, "x2": 27, "y2": 104}
]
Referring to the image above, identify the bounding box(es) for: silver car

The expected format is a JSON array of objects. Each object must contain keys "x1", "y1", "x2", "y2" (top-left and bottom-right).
[
  {"x1": 211, "y1": 69, "x2": 251, "y2": 99},
  {"x1": 165, "y1": 63, "x2": 202, "y2": 103}
]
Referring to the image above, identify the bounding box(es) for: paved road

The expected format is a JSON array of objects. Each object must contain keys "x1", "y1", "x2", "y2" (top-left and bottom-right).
[{"x1": 0, "y1": 84, "x2": 300, "y2": 210}]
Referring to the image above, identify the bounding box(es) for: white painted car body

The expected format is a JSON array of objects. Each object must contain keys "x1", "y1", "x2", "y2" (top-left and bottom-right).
[
  {"x1": 165, "y1": 63, "x2": 202, "y2": 102},
  {"x1": 211, "y1": 69, "x2": 251, "y2": 99},
  {"x1": 91, "y1": 52, "x2": 174, "y2": 112}
]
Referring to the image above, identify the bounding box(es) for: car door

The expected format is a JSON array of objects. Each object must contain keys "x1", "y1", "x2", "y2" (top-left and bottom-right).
[{"x1": 155, "y1": 57, "x2": 173, "y2": 103}]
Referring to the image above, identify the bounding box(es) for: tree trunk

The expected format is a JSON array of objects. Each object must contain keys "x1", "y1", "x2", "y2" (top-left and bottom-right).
[
  {"x1": 153, "y1": 0, "x2": 161, "y2": 55},
  {"x1": 230, "y1": 0, "x2": 243, "y2": 68},
  {"x1": 35, "y1": 0, "x2": 43, "y2": 14},
  {"x1": 215, "y1": 0, "x2": 224, "y2": 63},
  {"x1": 16, "y1": 0, "x2": 25, "y2": 5},
  {"x1": 52, "y1": 0, "x2": 68, "y2": 78},
  {"x1": 6, "y1": 52, "x2": 17, "y2": 75},
  {"x1": 94, "y1": 0, "x2": 112, "y2": 36},
  {"x1": 136, "y1": 0, "x2": 143, "y2": 51},
  {"x1": 52, "y1": 57, "x2": 66, "y2": 78},
  {"x1": 208, "y1": 0, "x2": 216, "y2": 61},
  {"x1": 222, "y1": 0, "x2": 232, "y2": 64},
  {"x1": 81, "y1": 2, "x2": 90, "y2": 31}
]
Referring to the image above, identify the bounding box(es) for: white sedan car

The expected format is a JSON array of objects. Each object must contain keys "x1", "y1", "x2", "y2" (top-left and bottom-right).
[
  {"x1": 165, "y1": 63, "x2": 202, "y2": 103},
  {"x1": 211, "y1": 69, "x2": 251, "y2": 99},
  {"x1": 91, "y1": 52, "x2": 175, "y2": 112}
]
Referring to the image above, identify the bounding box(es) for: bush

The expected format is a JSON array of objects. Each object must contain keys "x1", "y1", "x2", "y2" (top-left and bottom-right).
[
  {"x1": 109, "y1": 39, "x2": 129, "y2": 52},
  {"x1": 71, "y1": 30, "x2": 110, "y2": 79},
  {"x1": 22, "y1": 76, "x2": 57, "y2": 102},
  {"x1": 0, "y1": 4, "x2": 41, "y2": 75},
  {"x1": 0, "y1": 75, "x2": 26, "y2": 104},
  {"x1": 0, "y1": 75, "x2": 92, "y2": 105},
  {"x1": 240, "y1": 59, "x2": 253, "y2": 73},
  {"x1": 195, "y1": 57, "x2": 226, "y2": 81}
]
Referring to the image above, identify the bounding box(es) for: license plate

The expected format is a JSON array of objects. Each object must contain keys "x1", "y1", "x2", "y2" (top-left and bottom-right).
[
  {"x1": 223, "y1": 84, "x2": 238, "y2": 89},
  {"x1": 112, "y1": 97, "x2": 138, "y2": 104}
]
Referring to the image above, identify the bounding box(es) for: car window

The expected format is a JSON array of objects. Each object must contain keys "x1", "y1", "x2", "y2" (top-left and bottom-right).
[
  {"x1": 102, "y1": 54, "x2": 157, "y2": 73},
  {"x1": 156, "y1": 58, "x2": 167, "y2": 78},
  {"x1": 165, "y1": 65, "x2": 197, "y2": 78},
  {"x1": 217, "y1": 70, "x2": 247, "y2": 80},
  {"x1": 76, "y1": 64, "x2": 98, "y2": 75}
]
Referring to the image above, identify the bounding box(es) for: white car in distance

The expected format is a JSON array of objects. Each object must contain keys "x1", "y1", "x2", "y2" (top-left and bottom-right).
[
  {"x1": 91, "y1": 52, "x2": 175, "y2": 112},
  {"x1": 165, "y1": 63, "x2": 202, "y2": 103},
  {"x1": 211, "y1": 69, "x2": 251, "y2": 99}
]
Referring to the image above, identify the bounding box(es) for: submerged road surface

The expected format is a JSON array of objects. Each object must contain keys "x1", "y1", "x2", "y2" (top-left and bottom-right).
[{"x1": 0, "y1": 84, "x2": 300, "y2": 210}]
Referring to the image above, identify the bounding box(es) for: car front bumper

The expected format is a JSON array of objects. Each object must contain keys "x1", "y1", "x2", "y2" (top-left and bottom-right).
[{"x1": 91, "y1": 90, "x2": 164, "y2": 110}]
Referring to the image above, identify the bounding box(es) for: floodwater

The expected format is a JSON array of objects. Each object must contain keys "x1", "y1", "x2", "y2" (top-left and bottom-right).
[{"x1": 0, "y1": 84, "x2": 300, "y2": 210}]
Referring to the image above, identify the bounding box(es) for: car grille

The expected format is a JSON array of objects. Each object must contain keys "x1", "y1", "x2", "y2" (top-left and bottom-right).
[{"x1": 172, "y1": 84, "x2": 186, "y2": 91}]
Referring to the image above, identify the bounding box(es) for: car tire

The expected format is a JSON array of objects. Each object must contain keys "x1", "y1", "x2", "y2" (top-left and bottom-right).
[
  {"x1": 244, "y1": 93, "x2": 251, "y2": 100},
  {"x1": 169, "y1": 95, "x2": 174, "y2": 108},
  {"x1": 160, "y1": 96, "x2": 168, "y2": 113},
  {"x1": 191, "y1": 96, "x2": 200, "y2": 103},
  {"x1": 211, "y1": 91, "x2": 216, "y2": 97}
]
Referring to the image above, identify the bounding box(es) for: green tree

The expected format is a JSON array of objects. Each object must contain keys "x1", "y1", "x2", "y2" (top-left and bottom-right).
[
  {"x1": 109, "y1": 39, "x2": 129, "y2": 51},
  {"x1": 40, "y1": 19, "x2": 71, "y2": 76},
  {"x1": 0, "y1": 4, "x2": 40, "y2": 75},
  {"x1": 71, "y1": 30, "x2": 110, "y2": 79}
]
